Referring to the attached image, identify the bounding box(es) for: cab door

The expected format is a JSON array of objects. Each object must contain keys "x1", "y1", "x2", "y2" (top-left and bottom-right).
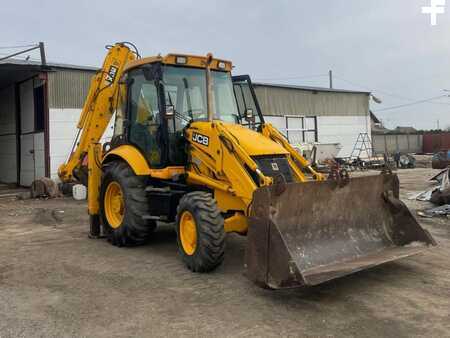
[
  {"x1": 232, "y1": 75, "x2": 265, "y2": 129},
  {"x1": 120, "y1": 68, "x2": 164, "y2": 168}
]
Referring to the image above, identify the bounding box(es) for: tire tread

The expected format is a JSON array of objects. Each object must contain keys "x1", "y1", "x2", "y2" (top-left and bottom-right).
[
  {"x1": 176, "y1": 191, "x2": 225, "y2": 272},
  {"x1": 100, "y1": 161, "x2": 155, "y2": 247}
]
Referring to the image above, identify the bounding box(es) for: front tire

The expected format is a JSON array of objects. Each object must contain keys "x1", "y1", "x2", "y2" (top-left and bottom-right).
[
  {"x1": 100, "y1": 161, "x2": 155, "y2": 246},
  {"x1": 176, "y1": 192, "x2": 225, "y2": 272}
]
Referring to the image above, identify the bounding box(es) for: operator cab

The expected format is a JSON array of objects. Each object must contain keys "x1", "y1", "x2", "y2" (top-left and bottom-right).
[{"x1": 111, "y1": 54, "x2": 264, "y2": 170}]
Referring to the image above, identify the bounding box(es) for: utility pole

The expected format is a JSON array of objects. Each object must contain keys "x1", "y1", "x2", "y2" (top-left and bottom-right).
[
  {"x1": 437, "y1": 119, "x2": 440, "y2": 130},
  {"x1": 39, "y1": 42, "x2": 46, "y2": 66},
  {"x1": 328, "y1": 70, "x2": 333, "y2": 89}
]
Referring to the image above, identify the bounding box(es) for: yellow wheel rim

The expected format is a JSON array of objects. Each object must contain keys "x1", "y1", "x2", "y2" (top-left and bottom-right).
[
  {"x1": 180, "y1": 211, "x2": 197, "y2": 255},
  {"x1": 104, "y1": 181, "x2": 125, "y2": 229}
]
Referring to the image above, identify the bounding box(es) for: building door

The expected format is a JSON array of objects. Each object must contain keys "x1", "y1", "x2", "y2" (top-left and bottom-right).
[
  {"x1": 19, "y1": 78, "x2": 46, "y2": 186},
  {"x1": 20, "y1": 133, "x2": 45, "y2": 186}
]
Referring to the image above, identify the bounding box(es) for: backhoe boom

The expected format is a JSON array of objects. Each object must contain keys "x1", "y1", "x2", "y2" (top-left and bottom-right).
[{"x1": 58, "y1": 43, "x2": 135, "y2": 183}]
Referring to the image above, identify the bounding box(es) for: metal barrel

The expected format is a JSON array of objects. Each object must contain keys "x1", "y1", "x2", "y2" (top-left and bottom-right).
[{"x1": 245, "y1": 174, "x2": 437, "y2": 289}]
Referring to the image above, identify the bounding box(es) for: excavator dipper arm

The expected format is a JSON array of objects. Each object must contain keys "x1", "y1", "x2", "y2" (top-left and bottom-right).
[{"x1": 58, "y1": 43, "x2": 136, "y2": 183}]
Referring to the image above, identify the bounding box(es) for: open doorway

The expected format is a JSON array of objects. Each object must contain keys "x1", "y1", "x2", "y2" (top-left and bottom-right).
[
  {"x1": 0, "y1": 64, "x2": 48, "y2": 187},
  {"x1": 0, "y1": 85, "x2": 17, "y2": 184},
  {"x1": 19, "y1": 77, "x2": 46, "y2": 186}
]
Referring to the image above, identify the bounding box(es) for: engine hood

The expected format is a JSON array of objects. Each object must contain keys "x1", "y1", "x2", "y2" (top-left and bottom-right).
[{"x1": 220, "y1": 123, "x2": 288, "y2": 156}]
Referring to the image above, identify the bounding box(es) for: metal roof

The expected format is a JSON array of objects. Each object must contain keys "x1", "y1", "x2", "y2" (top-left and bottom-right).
[
  {"x1": 0, "y1": 59, "x2": 97, "y2": 89},
  {"x1": 253, "y1": 82, "x2": 371, "y2": 95},
  {"x1": 0, "y1": 58, "x2": 98, "y2": 72},
  {"x1": 0, "y1": 58, "x2": 371, "y2": 96}
]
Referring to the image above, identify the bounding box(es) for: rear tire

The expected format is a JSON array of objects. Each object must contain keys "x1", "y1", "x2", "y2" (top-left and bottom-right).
[
  {"x1": 176, "y1": 192, "x2": 225, "y2": 272},
  {"x1": 100, "y1": 161, "x2": 155, "y2": 246}
]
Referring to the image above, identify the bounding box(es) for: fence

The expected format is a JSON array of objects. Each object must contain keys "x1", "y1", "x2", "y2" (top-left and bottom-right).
[
  {"x1": 372, "y1": 134, "x2": 423, "y2": 155},
  {"x1": 423, "y1": 133, "x2": 450, "y2": 153}
]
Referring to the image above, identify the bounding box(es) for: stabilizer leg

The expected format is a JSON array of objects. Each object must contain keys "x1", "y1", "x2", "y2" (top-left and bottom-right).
[
  {"x1": 87, "y1": 143, "x2": 103, "y2": 239},
  {"x1": 89, "y1": 214, "x2": 102, "y2": 239}
]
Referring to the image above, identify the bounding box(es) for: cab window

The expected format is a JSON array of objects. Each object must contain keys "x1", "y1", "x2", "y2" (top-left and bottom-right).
[
  {"x1": 113, "y1": 81, "x2": 128, "y2": 138},
  {"x1": 128, "y1": 71, "x2": 162, "y2": 167}
]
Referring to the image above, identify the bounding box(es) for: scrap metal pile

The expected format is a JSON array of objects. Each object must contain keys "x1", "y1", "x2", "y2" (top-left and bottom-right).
[
  {"x1": 314, "y1": 154, "x2": 394, "y2": 173},
  {"x1": 334, "y1": 156, "x2": 388, "y2": 171},
  {"x1": 432, "y1": 150, "x2": 450, "y2": 169},
  {"x1": 412, "y1": 167, "x2": 450, "y2": 218}
]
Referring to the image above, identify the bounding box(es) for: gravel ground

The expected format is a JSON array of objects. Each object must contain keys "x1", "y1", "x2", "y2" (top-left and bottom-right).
[{"x1": 0, "y1": 168, "x2": 449, "y2": 338}]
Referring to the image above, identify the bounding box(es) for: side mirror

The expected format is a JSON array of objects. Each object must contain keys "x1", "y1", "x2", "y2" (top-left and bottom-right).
[
  {"x1": 245, "y1": 108, "x2": 254, "y2": 120},
  {"x1": 165, "y1": 105, "x2": 175, "y2": 118}
]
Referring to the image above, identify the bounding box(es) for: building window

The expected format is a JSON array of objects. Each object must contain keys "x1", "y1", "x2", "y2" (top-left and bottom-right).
[
  {"x1": 264, "y1": 115, "x2": 317, "y2": 144},
  {"x1": 33, "y1": 79, "x2": 45, "y2": 132}
]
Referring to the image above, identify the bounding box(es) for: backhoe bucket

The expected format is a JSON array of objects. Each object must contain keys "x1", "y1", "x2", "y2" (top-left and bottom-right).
[{"x1": 245, "y1": 174, "x2": 436, "y2": 289}]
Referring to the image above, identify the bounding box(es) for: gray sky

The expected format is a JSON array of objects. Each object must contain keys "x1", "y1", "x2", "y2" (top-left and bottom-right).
[{"x1": 2, "y1": 0, "x2": 450, "y2": 130}]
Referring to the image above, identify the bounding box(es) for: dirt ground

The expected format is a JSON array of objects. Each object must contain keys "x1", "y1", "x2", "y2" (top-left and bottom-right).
[{"x1": 0, "y1": 168, "x2": 449, "y2": 338}]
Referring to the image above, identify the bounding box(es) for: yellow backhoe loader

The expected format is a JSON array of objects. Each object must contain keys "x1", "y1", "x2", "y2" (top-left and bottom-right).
[{"x1": 59, "y1": 42, "x2": 436, "y2": 289}]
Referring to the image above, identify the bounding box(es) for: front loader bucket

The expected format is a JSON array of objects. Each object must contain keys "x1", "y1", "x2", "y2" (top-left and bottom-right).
[{"x1": 245, "y1": 174, "x2": 436, "y2": 289}]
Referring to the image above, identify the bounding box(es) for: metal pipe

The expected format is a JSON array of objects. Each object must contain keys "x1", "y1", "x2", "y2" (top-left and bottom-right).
[
  {"x1": 205, "y1": 53, "x2": 214, "y2": 121},
  {"x1": 0, "y1": 45, "x2": 40, "y2": 62}
]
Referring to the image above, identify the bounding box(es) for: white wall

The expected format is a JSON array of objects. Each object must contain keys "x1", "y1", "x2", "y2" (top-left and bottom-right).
[
  {"x1": 317, "y1": 115, "x2": 371, "y2": 158},
  {"x1": 47, "y1": 109, "x2": 369, "y2": 179},
  {"x1": 49, "y1": 108, "x2": 114, "y2": 179},
  {"x1": 372, "y1": 134, "x2": 423, "y2": 155},
  {"x1": 0, "y1": 86, "x2": 17, "y2": 183},
  {"x1": 263, "y1": 114, "x2": 371, "y2": 158}
]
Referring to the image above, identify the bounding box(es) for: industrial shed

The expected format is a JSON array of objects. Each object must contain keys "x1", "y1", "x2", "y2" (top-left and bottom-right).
[
  {"x1": 253, "y1": 83, "x2": 371, "y2": 157},
  {"x1": 0, "y1": 59, "x2": 370, "y2": 186},
  {"x1": 0, "y1": 60, "x2": 105, "y2": 186}
]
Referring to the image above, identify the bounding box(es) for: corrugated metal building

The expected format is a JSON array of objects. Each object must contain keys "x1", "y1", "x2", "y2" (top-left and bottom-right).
[
  {"x1": 0, "y1": 59, "x2": 370, "y2": 186},
  {"x1": 0, "y1": 60, "x2": 102, "y2": 185},
  {"x1": 253, "y1": 83, "x2": 371, "y2": 157}
]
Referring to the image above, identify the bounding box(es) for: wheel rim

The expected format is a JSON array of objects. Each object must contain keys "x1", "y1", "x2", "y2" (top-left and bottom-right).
[
  {"x1": 104, "y1": 181, "x2": 124, "y2": 229},
  {"x1": 180, "y1": 211, "x2": 197, "y2": 255}
]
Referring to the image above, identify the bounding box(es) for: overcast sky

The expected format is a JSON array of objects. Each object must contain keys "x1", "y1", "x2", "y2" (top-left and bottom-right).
[{"x1": 2, "y1": 0, "x2": 450, "y2": 130}]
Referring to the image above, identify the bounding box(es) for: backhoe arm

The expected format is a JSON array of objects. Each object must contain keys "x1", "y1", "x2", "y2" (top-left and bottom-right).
[{"x1": 58, "y1": 43, "x2": 136, "y2": 182}]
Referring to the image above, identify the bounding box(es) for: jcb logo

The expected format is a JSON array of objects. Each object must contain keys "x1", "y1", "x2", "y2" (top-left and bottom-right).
[
  {"x1": 105, "y1": 66, "x2": 118, "y2": 83},
  {"x1": 192, "y1": 132, "x2": 209, "y2": 146}
]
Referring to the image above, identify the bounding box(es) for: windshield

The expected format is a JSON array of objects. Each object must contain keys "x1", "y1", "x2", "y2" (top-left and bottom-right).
[{"x1": 162, "y1": 66, "x2": 239, "y2": 127}]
